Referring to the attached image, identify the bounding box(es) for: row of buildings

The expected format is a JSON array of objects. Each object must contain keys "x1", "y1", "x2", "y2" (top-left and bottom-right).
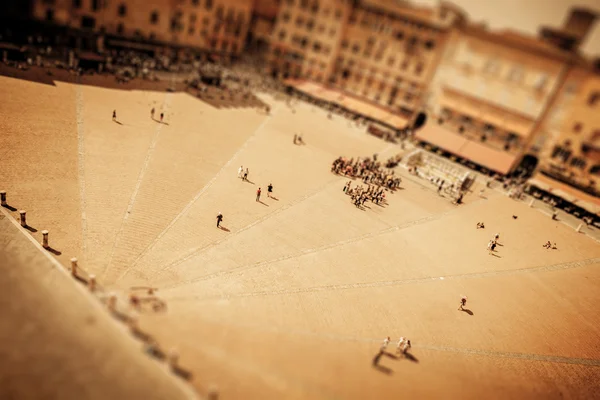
[{"x1": 7, "y1": 0, "x2": 600, "y2": 214}]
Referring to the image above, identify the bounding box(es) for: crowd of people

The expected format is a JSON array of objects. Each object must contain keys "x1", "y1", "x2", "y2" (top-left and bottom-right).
[
  {"x1": 331, "y1": 155, "x2": 402, "y2": 209},
  {"x1": 331, "y1": 156, "x2": 402, "y2": 190}
]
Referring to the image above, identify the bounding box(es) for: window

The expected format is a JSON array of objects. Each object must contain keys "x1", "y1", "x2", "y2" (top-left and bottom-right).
[
  {"x1": 590, "y1": 165, "x2": 600, "y2": 176},
  {"x1": 190, "y1": 14, "x2": 196, "y2": 23},
  {"x1": 312, "y1": 42, "x2": 322, "y2": 52},
  {"x1": 205, "y1": 0, "x2": 213, "y2": 10},
  {"x1": 92, "y1": 0, "x2": 100, "y2": 11},
  {"x1": 483, "y1": 59, "x2": 499, "y2": 74},
  {"x1": 306, "y1": 19, "x2": 314, "y2": 30},
  {"x1": 573, "y1": 122, "x2": 583, "y2": 133},
  {"x1": 45, "y1": 9, "x2": 54, "y2": 21},
  {"x1": 318, "y1": 24, "x2": 325, "y2": 33},
  {"x1": 534, "y1": 74, "x2": 548, "y2": 91},
  {"x1": 508, "y1": 66, "x2": 524, "y2": 83},
  {"x1": 81, "y1": 16, "x2": 96, "y2": 29},
  {"x1": 395, "y1": 31, "x2": 404, "y2": 40},
  {"x1": 424, "y1": 40, "x2": 435, "y2": 50},
  {"x1": 335, "y1": 9, "x2": 342, "y2": 19},
  {"x1": 150, "y1": 11, "x2": 159, "y2": 24},
  {"x1": 73, "y1": 0, "x2": 81, "y2": 9},
  {"x1": 311, "y1": 1, "x2": 319, "y2": 13},
  {"x1": 221, "y1": 41, "x2": 228, "y2": 51},
  {"x1": 278, "y1": 30, "x2": 286, "y2": 40},
  {"x1": 188, "y1": 27, "x2": 195, "y2": 35},
  {"x1": 341, "y1": 40, "x2": 349, "y2": 49},
  {"x1": 329, "y1": 28, "x2": 336, "y2": 36},
  {"x1": 192, "y1": 0, "x2": 199, "y2": 5},
  {"x1": 295, "y1": 16, "x2": 303, "y2": 26},
  {"x1": 401, "y1": 60, "x2": 408, "y2": 70},
  {"x1": 117, "y1": 23, "x2": 124, "y2": 34},
  {"x1": 570, "y1": 157, "x2": 587, "y2": 169},
  {"x1": 118, "y1": 4, "x2": 127, "y2": 17},
  {"x1": 351, "y1": 44, "x2": 360, "y2": 53},
  {"x1": 589, "y1": 92, "x2": 600, "y2": 106},
  {"x1": 415, "y1": 63, "x2": 424, "y2": 76},
  {"x1": 216, "y1": 6, "x2": 223, "y2": 19},
  {"x1": 387, "y1": 57, "x2": 395, "y2": 67},
  {"x1": 300, "y1": 0, "x2": 308, "y2": 9}
]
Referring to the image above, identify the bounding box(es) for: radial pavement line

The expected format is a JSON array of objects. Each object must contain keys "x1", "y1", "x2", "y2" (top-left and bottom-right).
[
  {"x1": 101, "y1": 93, "x2": 173, "y2": 281},
  {"x1": 75, "y1": 79, "x2": 88, "y2": 260},
  {"x1": 158, "y1": 201, "x2": 471, "y2": 292},
  {"x1": 171, "y1": 309, "x2": 600, "y2": 368},
  {"x1": 165, "y1": 257, "x2": 600, "y2": 302},
  {"x1": 115, "y1": 104, "x2": 280, "y2": 282},
  {"x1": 143, "y1": 177, "x2": 342, "y2": 283}
]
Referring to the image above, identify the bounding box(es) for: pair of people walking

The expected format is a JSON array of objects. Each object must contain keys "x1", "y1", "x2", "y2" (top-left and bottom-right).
[
  {"x1": 255, "y1": 184, "x2": 274, "y2": 202},
  {"x1": 238, "y1": 166, "x2": 249, "y2": 181},
  {"x1": 150, "y1": 107, "x2": 164, "y2": 122}
]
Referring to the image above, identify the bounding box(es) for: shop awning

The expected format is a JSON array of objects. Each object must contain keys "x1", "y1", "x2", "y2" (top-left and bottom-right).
[
  {"x1": 415, "y1": 124, "x2": 518, "y2": 174},
  {"x1": 530, "y1": 173, "x2": 600, "y2": 214}
]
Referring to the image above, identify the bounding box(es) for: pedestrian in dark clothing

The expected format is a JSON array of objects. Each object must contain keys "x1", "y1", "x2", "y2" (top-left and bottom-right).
[
  {"x1": 112, "y1": 110, "x2": 117, "y2": 121},
  {"x1": 216, "y1": 212, "x2": 223, "y2": 228},
  {"x1": 256, "y1": 188, "x2": 261, "y2": 202},
  {"x1": 267, "y1": 183, "x2": 273, "y2": 198},
  {"x1": 160, "y1": 112, "x2": 164, "y2": 122}
]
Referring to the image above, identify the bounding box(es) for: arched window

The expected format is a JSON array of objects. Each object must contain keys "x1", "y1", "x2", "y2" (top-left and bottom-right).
[{"x1": 118, "y1": 4, "x2": 127, "y2": 17}]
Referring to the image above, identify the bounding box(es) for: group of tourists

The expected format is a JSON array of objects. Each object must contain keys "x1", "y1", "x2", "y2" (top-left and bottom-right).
[
  {"x1": 343, "y1": 182, "x2": 387, "y2": 208},
  {"x1": 331, "y1": 156, "x2": 402, "y2": 191}
]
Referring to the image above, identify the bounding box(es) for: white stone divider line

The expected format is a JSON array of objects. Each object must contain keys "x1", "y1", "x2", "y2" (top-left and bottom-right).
[
  {"x1": 137, "y1": 176, "x2": 342, "y2": 284},
  {"x1": 172, "y1": 309, "x2": 600, "y2": 367},
  {"x1": 418, "y1": 345, "x2": 600, "y2": 367},
  {"x1": 125, "y1": 104, "x2": 281, "y2": 272},
  {"x1": 0, "y1": 208, "x2": 199, "y2": 399},
  {"x1": 159, "y1": 208, "x2": 457, "y2": 292},
  {"x1": 158, "y1": 193, "x2": 486, "y2": 292},
  {"x1": 75, "y1": 78, "x2": 89, "y2": 260},
  {"x1": 101, "y1": 93, "x2": 174, "y2": 281},
  {"x1": 165, "y1": 257, "x2": 600, "y2": 303}
]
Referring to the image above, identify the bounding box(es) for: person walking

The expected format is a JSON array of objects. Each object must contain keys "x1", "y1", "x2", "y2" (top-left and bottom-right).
[
  {"x1": 256, "y1": 187, "x2": 262, "y2": 202},
  {"x1": 238, "y1": 165, "x2": 244, "y2": 179},
  {"x1": 216, "y1": 212, "x2": 223, "y2": 228},
  {"x1": 381, "y1": 336, "x2": 390, "y2": 352},
  {"x1": 396, "y1": 337, "x2": 406, "y2": 354},
  {"x1": 160, "y1": 112, "x2": 164, "y2": 122},
  {"x1": 267, "y1": 183, "x2": 273, "y2": 198},
  {"x1": 403, "y1": 340, "x2": 412, "y2": 354},
  {"x1": 243, "y1": 168, "x2": 249, "y2": 181},
  {"x1": 459, "y1": 296, "x2": 467, "y2": 310},
  {"x1": 487, "y1": 239, "x2": 494, "y2": 255},
  {"x1": 112, "y1": 110, "x2": 117, "y2": 122},
  {"x1": 151, "y1": 107, "x2": 155, "y2": 119}
]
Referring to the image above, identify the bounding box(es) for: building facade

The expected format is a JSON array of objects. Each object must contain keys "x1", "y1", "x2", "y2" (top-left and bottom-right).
[
  {"x1": 535, "y1": 61, "x2": 600, "y2": 202},
  {"x1": 329, "y1": 0, "x2": 457, "y2": 118},
  {"x1": 32, "y1": 0, "x2": 253, "y2": 55},
  {"x1": 419, "y1": 23, "x2": 574, "y2": 175},
  {"x1": 268, "y1": 0, "x2": 349, "y2": 82}
]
